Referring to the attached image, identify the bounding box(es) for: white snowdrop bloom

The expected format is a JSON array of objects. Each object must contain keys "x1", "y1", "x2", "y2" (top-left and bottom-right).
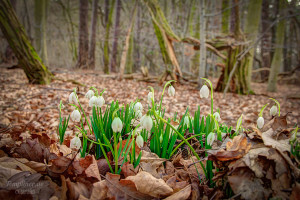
[
  {"x1": 257, "y1": 117, "x2": 264, "y2": 129},
  {"x1": 135, "y1": 110, "x2": 142, "y2": 119},
  {"x1": 69, "y1": 92, "x2": 78, "y2": 104},
  {"x1": 200, "y1": 85, "x2": 209, "y2": 98},
  {"x1": 168, "y1": 85, "x2": 175, "y2": 97},
  {"x1": 270, "y1": 105, "x2": 277, "y2": 117},
  {"x1": 70, "y1": 136, "x2": 81, "y2": 150},
  {"x1": 85, "y1": 90, "x2": 94, "y2": 99},
  {"x1": 141, "y1": 115, "x2": 153, "y2": 131},
  {"x1": 89, "y1": 96, "x2": 97, "y2": 107},
  {"x1": 136, "y1": 135, "x2": 144, "y2": 148},
  {"x1": 95, "y1": 96, "x2": 105, "y2": 107},
  {"x1": 134, "y1": 102, "x2": 143, "y2": 112},
  {"x1": 112, "y1": 117, "x2": 123, "y2": 133},
  {"x1": 213, "y1": 112, "x2": 221, "y2": 122},
  {"x1": 206, "y1": 132, "x2": 215, "y2": 146},
  {"x1": 184, "y1": 116, "x2": 189, "y2": 127},
  {"x1": 71, "y1": 110, "x2": 81, "y2": 122},
  {"x1": 147, "y1": 92, "x2": 154, "y2": 104}
]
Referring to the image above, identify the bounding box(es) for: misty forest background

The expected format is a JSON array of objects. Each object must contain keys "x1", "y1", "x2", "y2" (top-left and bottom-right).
[{"x1": 0, "y1": 0, "x2": 299, "y2": 94}]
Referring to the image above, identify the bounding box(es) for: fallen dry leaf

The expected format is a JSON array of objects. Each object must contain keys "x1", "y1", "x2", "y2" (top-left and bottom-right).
[{"x1": 164, "y1": 184, "x2": 191, "y2": 200}]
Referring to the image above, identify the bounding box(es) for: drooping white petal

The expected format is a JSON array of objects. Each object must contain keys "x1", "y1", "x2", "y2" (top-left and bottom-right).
[
  {"x1": 168, "y1": 85, "x2": 175, "y2": 97},
  {"x1": 269, "y1": 105, "x2": 277, "y2": 117},
  {"x1": 71, "y1": 110, "x2": 81, "y2": 122},
  {"x1": 141, "y1": 115, "x2": 153, "y2": 131},
  {"x1": 213, "y1": 112, "x2": 221, "y2": 122},
  {"x1": 70, "y1": 136, "x2": 81, "y2": 149},
  {"x1": 134, "y1": 102, "x2": 143, "y2": 112},
  {"x1": 184, "y1": 116, "x2": 189, "y2": 128},
  {"x1": 69, "y1": 92, "x2": 78, "y2": 104},
  {"x1": 200, "y1": 85, "x2": 209, "y2": 98},
  {"x1": 206, "y1": 132, "x2": 215, "y2": 146},
  {"x1": 95, "y1": 96, "x2": 105, "y2": 107},
  {"x1": 112, "y1": 117, "x2": 123, "y2": 133},
  {"x1": 89, "y1": 96, "x2": 97, "y2": 107},
  {"x1": 257, "y1": 117, "x2": 264, "y2": 129},
  {"x1": 147, "y1": 92, "x2": 154, "y2": 104},
  {"x1": 85, "y1": 90, "x2": 95, "y2": 99},
  {"x1": 136, "y1": 135, "x2": 144, "y2": 148}
]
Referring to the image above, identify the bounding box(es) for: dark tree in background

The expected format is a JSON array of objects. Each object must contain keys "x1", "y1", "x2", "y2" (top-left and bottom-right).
[
  {"x1": 0, "y1": 0, "x2": 52, "y2": 84},
  {"x1": 88, "y1": 0, "x2": 99, "y2": 69},
  {"x1": 76, "y1": 0, "x2": 89, "y2": 68}
]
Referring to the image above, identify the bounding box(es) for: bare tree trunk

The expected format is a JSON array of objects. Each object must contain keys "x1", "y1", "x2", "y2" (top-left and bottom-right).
[
  {"x1": 88, "y1": 0, "x2": 98, "y2": 69},
  {"x1": 0, "y1": 0, "x2": 52, "y2": 84},
  {"x1": 134, "y1": 3, "x2": 141, "y2": 72},
  {"x1": 110, "y1": 0, "x2": 122, "y2": 73},
  {"x1": 222, "y1": 0, "x2": 230, "y2": 34},
  {"x1": 76, "y1": 0, "x2": 89, "y2": 68},
  {"x1": 267, "y1": 0, "x2": 286, "y2": 92},
  {"x1": 198, "y1": 0, "x2": 206, "y2": 86}
]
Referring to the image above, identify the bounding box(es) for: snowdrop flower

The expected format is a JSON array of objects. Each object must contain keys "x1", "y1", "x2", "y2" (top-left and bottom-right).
[
  {"x1": 168, "y1": 85, "x2": 175, "y2": 97},
  {"x1": 71, "y1": 110, "x2": 81, "y2": 122},
  {"x1": 147, "y1": 92, "x2": 154, "y2": 104},
  {"x1": 89, "y1": 96, "x2": 97, "y2": 107},
  {"x1": 206, "y1": 132, "x2": 215, "y2": 146},
  {"x1": 134, "y1": 102, "x2": 143, "y2": 112},
  {"x1": 89, "y1": 96, "x2": 105, "y2": 107},
  {"x1": 200, "y1": 85, "x2": 209, "y2": 98},
  {"x1": 85, "y1": 90, "x2": 94, "y2": 99},
  {"x1": 70, "y1": 136, "x2": 81, "y2": 150},
  {"x1": 257, "y1": 117, "x2": 264, "y2": 129},
  {"x1": 136, "y1": 135, "x2": 144, "y2": 148},
  {"x1": 184, "y1": 116, "x2": 189, "y2": 128},
  {"x1": 270, "y1": 105, "x2": 277, "y2": 117},
  {"x1": 135, "y1": 110, "x2": 142, "y2": 119},
  {"x1": 69, "y1": 92, "x2": 78, "y2": 104},
  {"x1": 213, "y1": 112, "x2": 221, "y2": 122},
  {"x1": 112, "y1": 117, "x2": 123, "y2": 133},
  {"x1": 141, "y1": 115, "x2": 153, "y2": 131}
]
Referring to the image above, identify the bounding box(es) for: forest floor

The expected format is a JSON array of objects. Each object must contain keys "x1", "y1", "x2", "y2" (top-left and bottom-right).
[{"x1": 0, "y1": 68, "x2": 300, "y2": 199}]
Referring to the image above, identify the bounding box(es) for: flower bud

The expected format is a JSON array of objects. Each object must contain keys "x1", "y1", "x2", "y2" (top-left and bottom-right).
[
  {"x1": 70, "y1": 136, "x2": 81, "y2": 150},
  {"x1": 168, "y1": 85, "x2": 175, "y2": 97},
  {"x1": 136, "y1": 135, "x2": 144, "y2": 148},
  {"x1": 141, "y1": 115, "x2": 153, "y2": 132},
  {"x1": 71, "y1": 110, "x2": 81, "y2": 122},
  {"x1": 257, "y1": 117, "x2": 264, "y2": 129},
  {"x1": 206, "y1": 132, "x2": 215, "y2": 146},
  {"x1": 200, "y1": 85, "x2": 209, "y2": 98},
  {"x1": 69, "y1": 92, "x2": 78, "y2": 104},
  {"x1": 112, "y1": 117, "x2": 123, "y2": 133},
  {"x1": 134, "y1": 102, "x2": 143, "y2": 112},
  {"x1": 95, "y1": 96, "x2": 105, "y2": 107},
  {"x1": 184, "y1": 116, "x2": 189, "y2": 128},
  {"x1": 213, "y1": 112, "x2": 221, "y2": 122},
  {"x1": 159, "y1": 134, "x2": 163, "y2": 143},
  {"x1": 147, "y1": 92, "x2": 154, "y2": 104},
  {"x1": 270, "y1": 105, "x2": 277, "y2": 117},
  {"x1": 85, "y1": 90, "x2": 94, "y2": 99}
]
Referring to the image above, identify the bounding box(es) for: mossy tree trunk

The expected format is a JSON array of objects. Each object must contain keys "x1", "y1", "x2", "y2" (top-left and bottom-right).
[
  {"x1": 103, "y1": 0, "x2": 116, "y2": 74},
  {"x1": 34, "y1": 0, "x2": 48, "y2": 64},
  {"x1": 110, "y1": 0, "x2": 121, "y2": 73},
  {"x1": 0, "y1": 0, "x2": 52, "y2": 84},
  {"x1": 76, "y1": 0, "x2": 89, "y2": 68},
  {"x1": 198, "y1": 0, "x2": 206, "y2": 86},
  {"x1": 222, "y1": 0, "x2": 230, "y2": 34},
  {"x1": 88, "y1": 0, "x2": 99, "y2": 69},
  {"x1": 267, "y1": 0, "x2": 286, "y2": 92},
  {"x1": 244, "y1": 0, "x2": 262, "y2": 92}
]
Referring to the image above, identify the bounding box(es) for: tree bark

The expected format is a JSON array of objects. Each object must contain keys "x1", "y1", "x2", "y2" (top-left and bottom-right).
[
  {"x1": 198, "y1": 0, "x2": 206, "y2": 86},
  {"x1": 110, "y1": 0, "x2": 122, "y2": 73},
  {"x1": 222, "y1": 0, "x2": 230, "y2": 34},
  {"x1": 76, "y1": 0, "x2": 89, "y2": 68},
  {"x1": 244, "y1": 0, "x2": 262, "y2": 92},
  {"x1": 88, "y1": 0, "x2": 99, "y2": 69},
  {"x1": 0, "y1": 0, "x2": 52, "y2": 84},
  {"x1": 267, "y1": 0, "x2": 286, "y2": 92}
]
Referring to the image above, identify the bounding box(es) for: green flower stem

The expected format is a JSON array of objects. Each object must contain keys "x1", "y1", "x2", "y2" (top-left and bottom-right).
[
  {"x1": 259, "y1": 103, "x2": 269, "y2": 117},
  {"x1": 201, "y1": 78, "x2": 213, "y2": 115},
  {"x1": 152, "y1": 109, "x2": 208, "y2": 177},
  {"x1": 113, "y1": 132, "x2": 118, "y2": 174},
  {"x1": 75, "y1": 125, "x2": 109, "y2": 146},
  {"x1": 158, "y1": 80, "x2": 175, "y2": 114},
  {"x1": 170, "y1": 133, "x2": 204, "y2": 157},
  {"x1": 73, "y1": 92, "x2": 92, "y2": 134},
  {"x1": 98, "y1": 139, "x2": 113, "y2": 172}
]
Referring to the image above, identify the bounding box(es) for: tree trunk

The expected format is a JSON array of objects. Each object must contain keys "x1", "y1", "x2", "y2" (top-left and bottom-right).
[
  {"x1": 221, "y1": 0, "x2": 230, "y2": 34},
  {"x1": 0, "y1": 0, "x2": 52, "y2": 84},
  {"x1": 267, "y1": 0, "x2": 286, "y2": 92},
  {"x1": 260, "y1": 0, "x2": 271, "y2": 80},
  {"x1": 244, "y1": 0, "x2": 262, "y2": 92},
  {"x1": 134, "y1": 3, "x2": 141, "y2": 72},
  {"x1": 103, "y1": 0, "x2": 116, "y2": 73},
  {"x1": 198, "y1": 0, "x2": 206, "y2": 86},
  {"x1": 76, "y1": 0, "x2": 89, "y2": 68},
  {"x1": 34, "y1": 0, "x2": 48, "y2": 64},
  {"x1": 110, "y1": 0, "x2": 122, "y2": 73},
  {"x1": 88, "y1": 0, "x2": 98, "y2": 69},
  {"x1": 190, "y1": 1, "x2": 200, "y2": 74}
]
